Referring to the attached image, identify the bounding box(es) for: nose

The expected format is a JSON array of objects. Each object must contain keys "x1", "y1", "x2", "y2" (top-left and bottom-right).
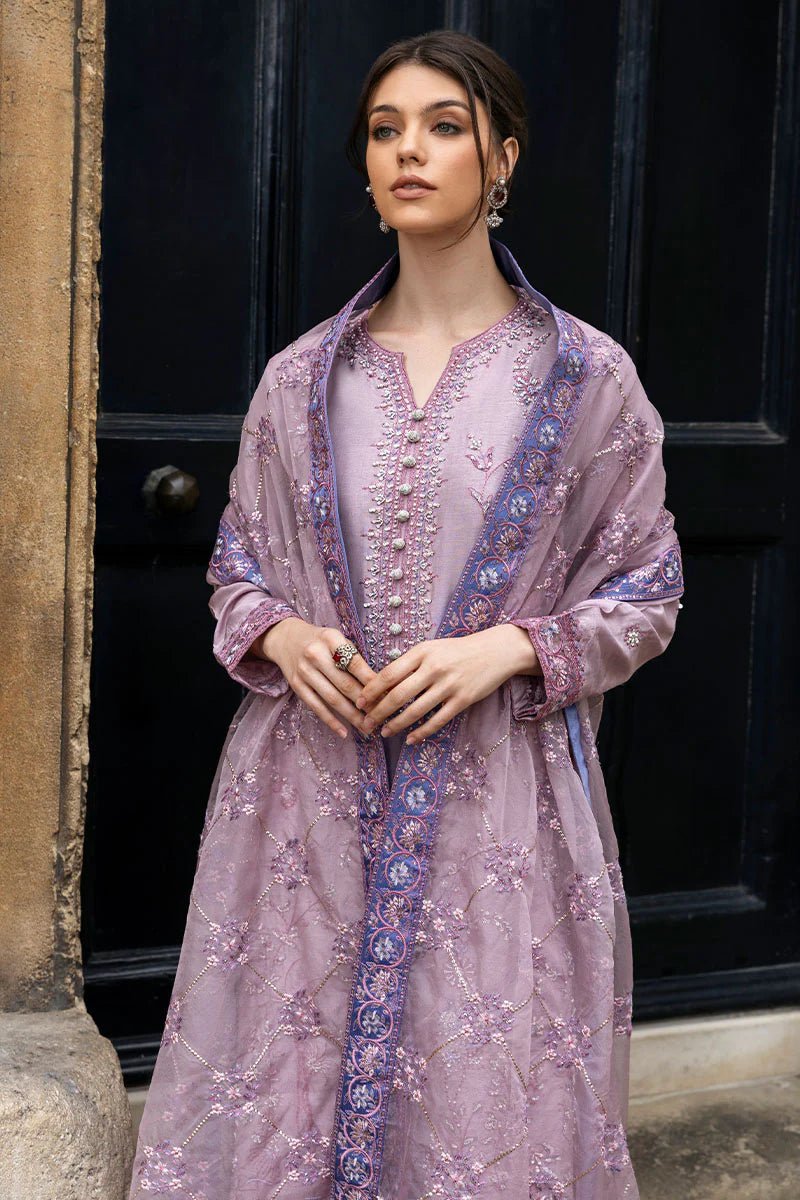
[{"x1": 396, "y1": 124, "x2": 424, "y2": 164}]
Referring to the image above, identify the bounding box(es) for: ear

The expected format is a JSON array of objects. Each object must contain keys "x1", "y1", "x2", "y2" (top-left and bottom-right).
[{"x1": 495, "y1": 135, "x2": 519, "y2": 182}]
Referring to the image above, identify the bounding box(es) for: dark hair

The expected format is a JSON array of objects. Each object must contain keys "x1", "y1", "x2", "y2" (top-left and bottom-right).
[{"x1": 345, "y1": 29, "x2": 528, "y2": 249}]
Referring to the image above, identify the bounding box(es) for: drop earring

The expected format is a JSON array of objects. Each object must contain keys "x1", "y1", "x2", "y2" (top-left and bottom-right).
[
  {"x1": 365, "y1": 183, "x2": 391, "y2": 234},
  {"x1": 485, "y1": 176, "x2": 508, "y2": 228}
]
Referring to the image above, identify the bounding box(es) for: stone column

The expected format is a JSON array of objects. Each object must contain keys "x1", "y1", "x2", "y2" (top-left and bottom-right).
[{"x1": 0, "y1": 1, "x2": 133, "y2": 1195}]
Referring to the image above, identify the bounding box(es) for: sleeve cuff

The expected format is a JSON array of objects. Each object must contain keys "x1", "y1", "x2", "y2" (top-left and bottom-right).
[
  {"x1": 506, "y1": 611, "x2": 585, "y2": 721},
  {"x1": 217, "y1": 598, "x2": 299, "y2": 696}
]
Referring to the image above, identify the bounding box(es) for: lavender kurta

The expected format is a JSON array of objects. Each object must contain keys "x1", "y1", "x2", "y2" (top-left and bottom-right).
[
  {"x1": 328, "y1": 285, "x2": 556, "y2": 783},
  {"x1": 128, "y1": 238, "x2": 684, "y2": 1200}
]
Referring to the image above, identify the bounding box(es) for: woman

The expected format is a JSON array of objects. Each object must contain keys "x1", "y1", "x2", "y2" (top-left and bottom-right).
[{"x1": 129, "y1": 30, "x2": 683, "y2": 1200}]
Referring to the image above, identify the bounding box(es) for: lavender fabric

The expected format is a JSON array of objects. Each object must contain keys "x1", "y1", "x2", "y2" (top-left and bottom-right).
[{"x1": 128, "y1": 237, "x2": 684, "y2": 1200}]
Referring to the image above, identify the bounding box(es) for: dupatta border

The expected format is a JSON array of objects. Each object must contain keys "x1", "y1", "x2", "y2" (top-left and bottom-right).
[{"x1": 305, "y1": 240, "x2": 591, "y2": 1197}]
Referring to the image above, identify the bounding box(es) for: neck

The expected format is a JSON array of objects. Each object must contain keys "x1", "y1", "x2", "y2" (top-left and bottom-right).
[{"x1": 368, "y1": 227, "x2": 519, "y2": 341}]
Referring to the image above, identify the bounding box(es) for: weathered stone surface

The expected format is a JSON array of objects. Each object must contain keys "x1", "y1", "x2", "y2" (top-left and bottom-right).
[
  {"x1": 0, "y1": 0, "x2": 104, "y2": 1010},
  {"x1": 0, "y1": 1007, "x2": 134, "y2": 1198},
  {"x1": 629, "y1": 1074, "x2": 800, "y2": 1199}
]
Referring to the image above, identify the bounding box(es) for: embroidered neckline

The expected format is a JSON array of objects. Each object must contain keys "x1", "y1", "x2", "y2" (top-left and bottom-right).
[
  {"x1": 361, "y1": 284, "x2": 526, "y2": 358},
  {"x1": 350, "y1": 284, "x2": 543, "y2": 414}
]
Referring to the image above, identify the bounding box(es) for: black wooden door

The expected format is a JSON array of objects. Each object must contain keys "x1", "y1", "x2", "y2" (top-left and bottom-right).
[{"x1": 84, "y1": 1, "x2": 800, "y2": 1084}]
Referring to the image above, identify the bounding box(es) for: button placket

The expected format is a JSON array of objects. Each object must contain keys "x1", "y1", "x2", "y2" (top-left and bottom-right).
[{"x1": 386, "y1": 405, "x2": 426, "y2": 660}]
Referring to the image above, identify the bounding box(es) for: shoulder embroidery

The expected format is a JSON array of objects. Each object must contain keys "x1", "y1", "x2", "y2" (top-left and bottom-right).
[{"x1": 588, "y1": 332, "x2": 624, "y2": 378}]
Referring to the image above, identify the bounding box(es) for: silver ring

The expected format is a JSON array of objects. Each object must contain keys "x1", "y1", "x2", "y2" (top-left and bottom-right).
[{"x1": 332, "y1": 640, "x2": 358, "y2": 672}]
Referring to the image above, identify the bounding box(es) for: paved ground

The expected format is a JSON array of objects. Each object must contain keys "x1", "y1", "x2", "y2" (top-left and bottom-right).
[{"x1": 628, "y1": 1074, "x2": 800, "y2": 1198}]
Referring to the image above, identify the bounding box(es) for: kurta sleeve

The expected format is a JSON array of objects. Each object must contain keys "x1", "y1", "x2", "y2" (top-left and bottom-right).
[
  {"x1": 206, "y1": 360, "x2": 303, "y2": 696},
  {"x1": 507, "y1": 345, "x2": 684, "y2": 722}
]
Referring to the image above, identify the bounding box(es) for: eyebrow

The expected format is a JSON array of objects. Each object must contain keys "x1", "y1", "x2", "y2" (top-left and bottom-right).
[{"x1": 367, "y1": 99, "x2": 470, "y2": 120}]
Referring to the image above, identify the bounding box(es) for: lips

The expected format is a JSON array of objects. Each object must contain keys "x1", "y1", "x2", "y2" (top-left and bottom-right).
[
  {"x1": 391, "y1": 181, "x2": 436, "y2": 198},
  {"x1": 390, "y1": 177, "x2": 436, "y2": 193}
]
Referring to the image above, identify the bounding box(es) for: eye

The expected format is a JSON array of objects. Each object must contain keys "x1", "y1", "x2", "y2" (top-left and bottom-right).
[{"x1": 369, "y1": 119, "x2": 462, "y2": 141}]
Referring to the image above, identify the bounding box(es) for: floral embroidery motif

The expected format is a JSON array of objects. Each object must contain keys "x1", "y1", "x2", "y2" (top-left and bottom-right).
[
  {"x1": 544, "y1": 1015, "x2": 592, "y2": 1068},
  {"x1": 160, "y1": 998, "x2": 182, "y2": 1047},
  {"x1": 592, "y1": 509, "x2": 641, "y2": 569},
  {"x1": 286, "y1": 1125, "x2": 331, "y2": 1183},
  {"x1": 567, "y1": 872, "x2": 604, "y2": 921},
  {"x1": 623, "y1": 625, "x2": 642, "y2": 648},
  {"x1": 136, "y1": 1139, "x2": 188, "y2": 1193},
  {"x1": 465, "y1": 433, "x2": 515, "y2": 517},
  {"x1": 279, "y1": 987, "x2": 321, "y2": 1040},
  {"x1": 613, "y1": 992, "x2": 633, "y2": 1036},
  {"x1": 289, "y1": 475, "x2": 314, "y2": 530},
  {"x1": 530, "y1": 1146, "x2": 566, "y2": 1198},
  {"x1": 416, "y1": 896, "x2": 469, "y2": 951},
  {"x1": 219, "y1": 767, "x2": 258, "y2": 820},
  {"x1": 270, "y1": 343, "x2": 321, "y2": 394},
  {"x1": 458, "y1": 991, "x2": 515, "y2": 1045},
  {"x1": 610, "y1": 409, "x2": 663, "y2": 474},
  {"x1": 270, "y1": 836, "x2": 309, "y2": 890},
  {"x1": 207, "y1": 1065, "x2": 259, "y2": 1119},
  {"x1": 606, "y1": 860, "x2": 627, "y2": 904},
  {"x1": 430, "y1": 1152, "x2": 487, "y2": 1200},
  {"x1": 588, "y1": 332, "x2": 624, "y2": 377},
  {"x1": 484, "y1": 838, "x2": 532, "y2": 892},
  {"x1": 203, "y1": 917, "x2": 250, "y2": 971},
  {"x1": 542, "y1": 465, "x2": 581, "y2": 516},
  {"x1": 244, "y1": 410, "x2": 279, "y2": 464},
  {"x1": 391, "y1": 1044, "x2": 428, "y2": 1100},
  {"x1": 601, "y1": 1121, "x2": 632, "y2": 1172}
]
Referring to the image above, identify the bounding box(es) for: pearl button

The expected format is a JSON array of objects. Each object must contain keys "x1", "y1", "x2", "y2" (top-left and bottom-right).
[
  {"x1": 390, "y1": 567, "x2": 403, "y2": 580},
  {"x1": 387, "y1": 647, "x2": 402, "y2": 660},
  {"x1": 411, "y1": 409, "x2": 426, "y2": 421},
  {"x1": 402, "y1": 455, "x2": 416, "y2": 468},
  {"x1": 389, "y1": 622, "x2": 402, "y2": 635},
  {"x1": 396, "y1": 509, "x2": 410, "y2": 522},
  {"x1": 398, "y1": 483, "x2": 412, "y2": 496},
  {"x1": 388, "y1": 595, "x2": 402, "y2": 607},
  {"x1": 406, "y1": 430, "x2": 421, "y2": 443},
  {"x1": 392, "y1": 537, "x2": 406, "y2": 550}
]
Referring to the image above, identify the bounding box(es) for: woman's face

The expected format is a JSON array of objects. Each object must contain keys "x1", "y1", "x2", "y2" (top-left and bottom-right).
[{"x1": 364, "y1": 62, "x2": 517, "y2": 238}]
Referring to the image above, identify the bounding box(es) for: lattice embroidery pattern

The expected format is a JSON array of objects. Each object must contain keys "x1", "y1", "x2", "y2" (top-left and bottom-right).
[{"x1": 133, "y1": 717, "x2": 634, "y2": 1198}]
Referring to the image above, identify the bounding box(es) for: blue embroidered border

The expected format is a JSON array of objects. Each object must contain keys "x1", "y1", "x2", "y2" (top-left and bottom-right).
[
  {"x1": 208, "y1": 517, "x2": 266, "y2": 588},
  {"x1": 306, "y1": 240, "x2": 591, "y2": 1198},
  {"x1": 590, "y1": 542, "x2": 684, "y2": 601}
]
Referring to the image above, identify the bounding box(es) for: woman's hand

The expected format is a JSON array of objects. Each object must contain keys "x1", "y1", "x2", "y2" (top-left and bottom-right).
[
  {"x1": 355, "y1": 624, "x2": 541, "y2": 745},
  {"x1": 254, "y1": 618, "x2": 377, "y2": 739}
]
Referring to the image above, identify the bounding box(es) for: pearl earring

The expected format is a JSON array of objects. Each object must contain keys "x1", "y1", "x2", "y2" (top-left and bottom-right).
[
  {"x1": 365, "y1": 183, "x2": 391, "y2": 234},
  {"x1": 485, "y1": 176, "x2": 508, "y2": 228}
]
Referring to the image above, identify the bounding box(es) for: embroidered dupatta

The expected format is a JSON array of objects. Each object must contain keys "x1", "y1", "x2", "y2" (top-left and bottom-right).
[{"x1": 129, "y1": 238, "x2": 683, "y2": 1200}]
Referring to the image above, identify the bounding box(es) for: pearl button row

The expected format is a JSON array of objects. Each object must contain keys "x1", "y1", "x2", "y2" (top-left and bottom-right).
[{"x1": 387, "y1": 407, "x2": 425, "y2": 660}]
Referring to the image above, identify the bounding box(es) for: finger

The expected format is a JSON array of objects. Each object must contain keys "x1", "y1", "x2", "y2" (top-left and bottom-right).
[
  {"x1": 378, "y1": 685, "x2": 448, "y2": 737},
  {"x1": 299, "y1": 660, "x2": 374, "y2": 734},
  {"x1": 343, "y1": 654, "x2": 376, "y2": 688},
  {"x1": 290, "y1": 677, "x2": 349, "y2": 739},
  {"x1": 363, "y1": 666, "x2": 433, "y2": 726},
  {"x1": 404, "y1": 699, "x2": 458, "y2": 745},
  {"x1": 357, "y1": 649, "x2": 422, "y2": 710}
]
